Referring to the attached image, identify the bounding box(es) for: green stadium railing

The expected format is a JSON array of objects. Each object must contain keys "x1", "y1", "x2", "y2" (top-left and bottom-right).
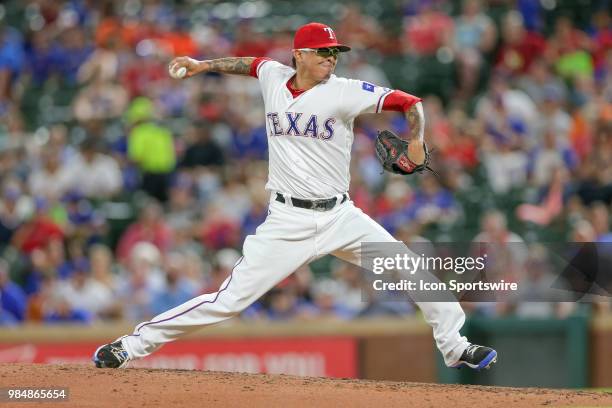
[{"x1": 437, "y1": 311, "x2": 590, "y2": 388}]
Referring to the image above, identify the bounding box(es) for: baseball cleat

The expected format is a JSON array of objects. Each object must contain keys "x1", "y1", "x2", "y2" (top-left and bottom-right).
[
  {"x1": 93, "y1": 337, "x2": 131, "y2": 368},
  {"x1": 452, "y1": 344, "x2": 497, "y2": 371}
]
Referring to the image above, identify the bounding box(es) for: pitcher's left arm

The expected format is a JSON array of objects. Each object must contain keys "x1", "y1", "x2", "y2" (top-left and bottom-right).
[{"x1": 380, "y1": 91, "x2": 426, "y2": 165}]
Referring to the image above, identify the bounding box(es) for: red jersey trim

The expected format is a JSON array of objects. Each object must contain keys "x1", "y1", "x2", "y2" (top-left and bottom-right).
[
  {"x1": 381, "y1": 90, "x2": 422, "y2": 112},
  {"x1": 286, "y1": 76, "x2": 306, "y2": 98},
  {"x1": 250, "y1": 57, "x2": 272, "y2": 78},
  {"x1": 376, "y1": 89, "x2": 394, "y2": 113}
]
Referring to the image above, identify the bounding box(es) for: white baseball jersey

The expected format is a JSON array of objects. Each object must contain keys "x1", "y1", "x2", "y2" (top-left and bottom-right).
[{"x1": 255, "y1": 60, "x2": 393, "y2": 199}]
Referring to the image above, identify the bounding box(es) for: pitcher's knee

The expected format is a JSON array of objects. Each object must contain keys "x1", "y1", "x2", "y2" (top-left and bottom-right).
[{"x1": 215, "y1": 291, "x2": 257, "y2": 317}]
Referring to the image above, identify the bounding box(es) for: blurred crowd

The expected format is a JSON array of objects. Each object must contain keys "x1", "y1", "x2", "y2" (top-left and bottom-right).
[{"x1": 0, "y1": 0, "x2": 610, "y2": 326}]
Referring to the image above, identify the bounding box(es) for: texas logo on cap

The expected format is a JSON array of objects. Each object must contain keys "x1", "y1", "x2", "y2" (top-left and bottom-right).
[{"x1": 293, "y1": 22, "x2": 351, "y2": 51}]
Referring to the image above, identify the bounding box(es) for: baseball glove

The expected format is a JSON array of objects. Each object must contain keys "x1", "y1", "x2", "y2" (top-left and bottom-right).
[{"x1": 375, "y1": 130, "x2": 435, "y2": 176}]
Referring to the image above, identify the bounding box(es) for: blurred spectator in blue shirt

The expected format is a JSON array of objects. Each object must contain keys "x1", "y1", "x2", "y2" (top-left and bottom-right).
[
  {"x1": 43, "y1": 298, "x2": 92, "y2": 324},
  {"x1": 0, "y1": 24, "x2": 24, "y2": 101},
  {"x1": 241, "y1": 199, "x2": 268, "y2": 239},
  {"x1": 0, "y1": 259, "x2": 26, "y2": 322},
  {"x1": 150, "y1": 253, "x2": 197, "y2": 316},
  {"x1": 516, "y1": 0, "x2": 544, "y2": 32},
  {"x1": 410, "y1": 175, "x2": 459, "y2": 227},
  {"x1": 231, "y1": 121, "x2": 268, "y2": 160},
  {"x1": 24, "y1": 28, "x2": 60, "y2": 86},
  {"x1": 54, "y1": 26, "x2": 92, "y2": 85},
  {"x1": 264, "y1": 287, "x2": 318, "y2": 321}
]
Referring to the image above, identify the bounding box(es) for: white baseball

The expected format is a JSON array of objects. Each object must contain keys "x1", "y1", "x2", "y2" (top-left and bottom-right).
[{"x1": 170, "y1": 66, "x2": 187, "y2": 79}]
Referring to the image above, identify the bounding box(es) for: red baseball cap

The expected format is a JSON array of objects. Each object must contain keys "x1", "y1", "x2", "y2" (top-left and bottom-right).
[{"x1": 293, "y1": 22, "x2": 351, "y2": 52}]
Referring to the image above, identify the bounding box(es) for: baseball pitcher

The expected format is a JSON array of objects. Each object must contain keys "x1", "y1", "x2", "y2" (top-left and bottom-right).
[{"x1": 94, "y1": 23, "x2": 497, "y2": 371}]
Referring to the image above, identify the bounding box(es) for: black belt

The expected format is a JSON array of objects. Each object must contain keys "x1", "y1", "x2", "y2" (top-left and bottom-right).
[{"x1": 275, "y1": 192, "x2": 347, "y2": 211}]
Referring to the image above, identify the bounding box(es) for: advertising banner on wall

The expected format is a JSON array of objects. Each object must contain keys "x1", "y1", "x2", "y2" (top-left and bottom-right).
[{"x1": 0, "y1": 337, "x2": 357, "y2": 378}]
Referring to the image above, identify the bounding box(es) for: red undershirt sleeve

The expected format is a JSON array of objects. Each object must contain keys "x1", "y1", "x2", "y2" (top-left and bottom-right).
[
  {"x1": 381, "y1": 90, "x2": 422, "y2": 112},
  {"x1": 249, "y1": 57, "x2": 273, "y2": 78}
]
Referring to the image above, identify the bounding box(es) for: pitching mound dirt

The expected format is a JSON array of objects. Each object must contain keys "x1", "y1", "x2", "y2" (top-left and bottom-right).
[{"x1": 1, "y1": 363, "x2": 611, "y2": 407}]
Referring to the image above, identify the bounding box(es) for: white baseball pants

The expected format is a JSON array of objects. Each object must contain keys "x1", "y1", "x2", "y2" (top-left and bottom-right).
[{"x1": 122, "y1": 195, "x2": 469, "y2": 366}]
